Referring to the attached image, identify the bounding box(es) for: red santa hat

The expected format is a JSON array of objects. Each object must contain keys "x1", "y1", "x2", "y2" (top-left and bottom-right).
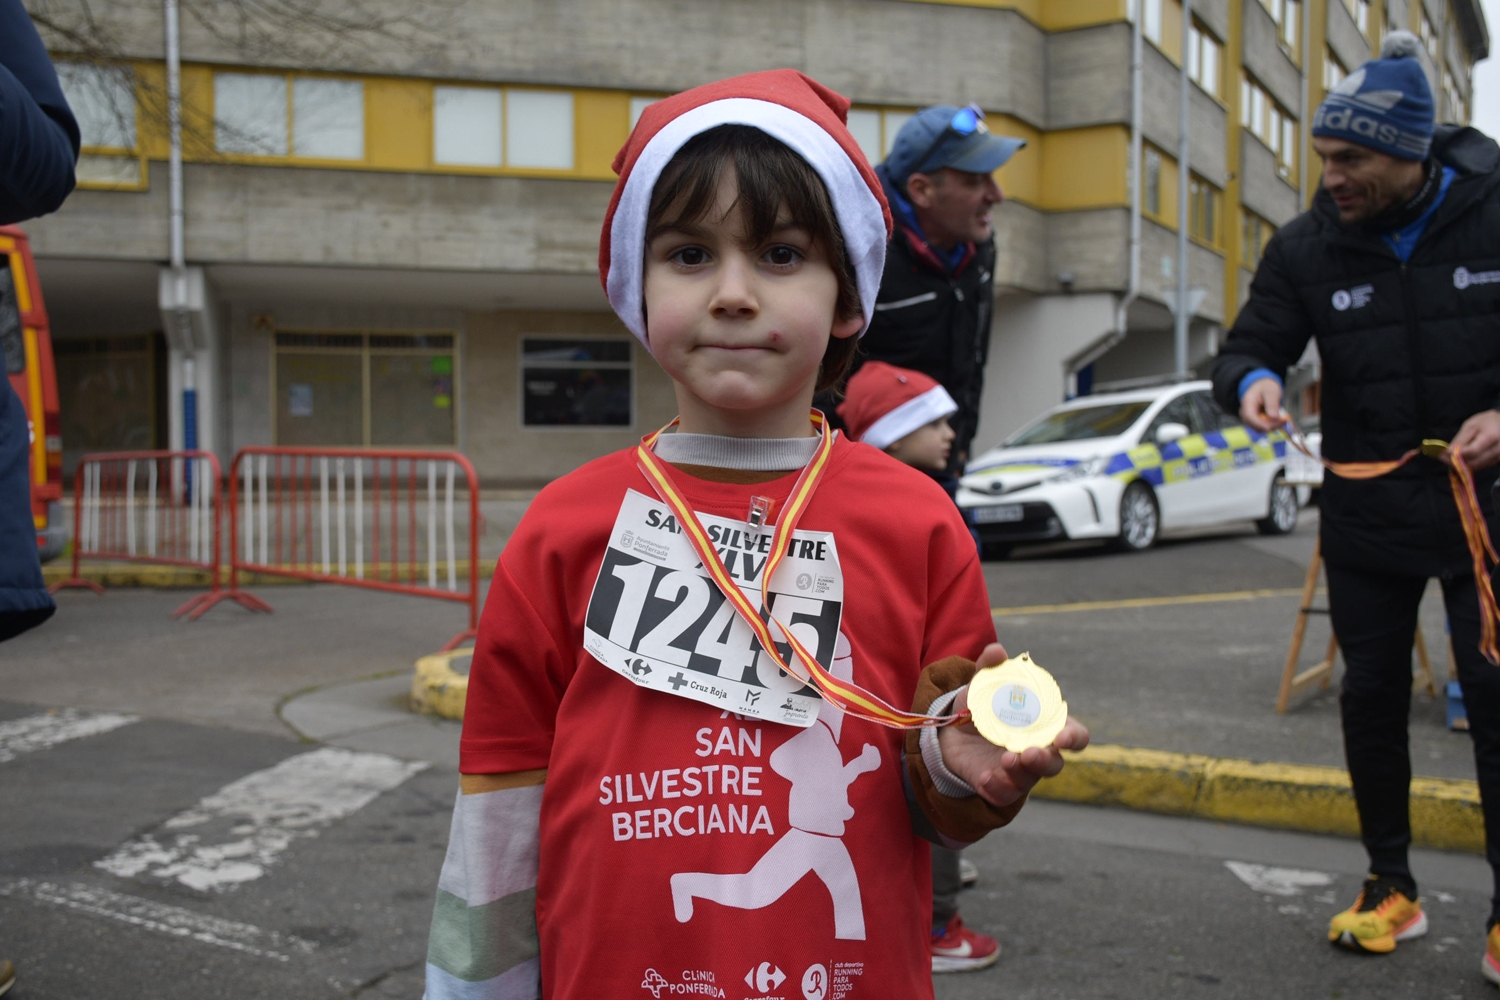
[
  {"x1": 837, "y1": 362, "x2": 958, "y2": 450},
  {"x1": 600, "y1": 69, "x2": 892, "y2": 347}
]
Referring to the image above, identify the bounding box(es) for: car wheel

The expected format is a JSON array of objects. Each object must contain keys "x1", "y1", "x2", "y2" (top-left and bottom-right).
[
  {"x1": 1257, "y1": 477, "x2": 1299, "y2": 535},
  {"x1": 1111, "y1": 481, "x2": 1159, "y2": 552}
]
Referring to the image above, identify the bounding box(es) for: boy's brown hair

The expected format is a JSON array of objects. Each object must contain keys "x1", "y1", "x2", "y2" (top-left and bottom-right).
[{"x1": 645, "y1": 124, "x2": 861, "y2": 395}]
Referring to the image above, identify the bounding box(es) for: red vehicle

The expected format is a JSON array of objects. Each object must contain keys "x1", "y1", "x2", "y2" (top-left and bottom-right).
[{"x1": 1, "y1": 225, "x2": 65, "y2": 561}]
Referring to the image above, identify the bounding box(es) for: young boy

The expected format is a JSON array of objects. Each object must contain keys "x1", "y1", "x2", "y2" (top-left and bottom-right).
[
  {"x1": 425, "y1": 70, "x2": 1088, "y2": 1000},
  {"x1": 839, "y1": 361, "x2": 997, "y2": 973}
]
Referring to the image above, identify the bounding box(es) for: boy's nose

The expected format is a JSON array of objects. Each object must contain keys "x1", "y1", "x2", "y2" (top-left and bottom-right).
[{"x1": 709, "y1": 258, "x2": 758, "y2": 317}]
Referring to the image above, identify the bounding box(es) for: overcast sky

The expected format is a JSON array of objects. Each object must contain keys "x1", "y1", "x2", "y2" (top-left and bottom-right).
[{"x1": 1473, "y1": 0, "x2": 1500, "y2": 137}]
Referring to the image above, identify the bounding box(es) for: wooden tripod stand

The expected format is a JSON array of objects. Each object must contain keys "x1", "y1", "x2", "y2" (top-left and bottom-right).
[{"x1": 1276, "y1": 537, "x2": 1438, "y2": 713}]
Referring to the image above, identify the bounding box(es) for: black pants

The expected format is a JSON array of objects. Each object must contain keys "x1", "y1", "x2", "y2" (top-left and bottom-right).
[
  {"x1": 932, "y1": 846, "x2": 962, "y2": 927},
  {"x1": 1327, "y1": 563, "x2": 1500, "y2": 915}
]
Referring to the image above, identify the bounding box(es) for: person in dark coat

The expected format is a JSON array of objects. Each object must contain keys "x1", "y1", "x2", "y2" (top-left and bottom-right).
[
  {"x1": 1212, "y1": 32, "x2": 1500, "y2": 977},
  {"x1": 822, "y1": 105, "x2": 1023, "y2": 480}
]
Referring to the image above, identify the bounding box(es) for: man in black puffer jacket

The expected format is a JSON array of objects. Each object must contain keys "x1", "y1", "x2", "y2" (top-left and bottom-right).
[
  {"x1": 822, "y1": 105, "x2": 1023, "y2": 478},
  {"x1": 1212, "y1": 33, "x2": 1500, "y2": 975}
]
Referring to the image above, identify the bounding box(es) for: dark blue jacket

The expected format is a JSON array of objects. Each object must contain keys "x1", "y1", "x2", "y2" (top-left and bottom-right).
[
  {"x1": 0, "y1": 0, "x2": 76, "y2": 640},
  {"x1": 0, "y1": 0, "x2": 79, "y2": 224}
]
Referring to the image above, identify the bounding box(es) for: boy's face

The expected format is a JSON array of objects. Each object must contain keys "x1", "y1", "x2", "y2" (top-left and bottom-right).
[
  {"x1": 885, "y1": 417, "x2": 955, "y2": 472},
  {"x1": 644, "y1": 166, "x2": 862, "y2": 437}
]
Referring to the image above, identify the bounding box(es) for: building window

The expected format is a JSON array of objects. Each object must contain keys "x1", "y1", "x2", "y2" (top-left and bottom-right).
[
  {"x1": 274, "y1": 332, "x2": 456, "y2": 447},
  {"x1": 1241, "y1": 75, "x2": 1297, "y2": 177},
  {"x1": 1324, "y1": 50, "x2": 1348, "y2": 91},
  {"x1": 1241, "y1": 212, "x2": 1276, "y2": 269},
  {"x1": 1143, "y1": 146, "x2": 1163, "y2": 218},
  {"x1": 55, "y1": 62, "x2": 143, "y2": 187},
  {"x1": 1342, "y1": 0, "x2": 1369, "y2": 33},
  {"x1": 1128, "y1": 0, "x2": 1165, "y2": 45},
  {"x1": 1421, "y1": 12, "x2": 1439, "y2": 60},
  {"x1": 1442, "y1": 70, "x2": 1466, "y2": 123},
  {"x1": 431, "y1": 86, "x2": 575, "y2": 170},
  {"x1": 1258, "y1": 0, "x2": 1301, "y2": 55},
  {"x1": 215, "y1": 72, "x2": 365, "y2": 161},
  {"x1": 847, "y1": 108, "x2": 925, "y2": 166},
  {"x1": 1187, "y1": 21, "x2": 1223, "y2": 98},
  {"x1": 1189, "y1": 175, "x2": 1221, "y2": 246},
  {"x1": 521, "y1": 338, "x2": 632, "y2": 427}
]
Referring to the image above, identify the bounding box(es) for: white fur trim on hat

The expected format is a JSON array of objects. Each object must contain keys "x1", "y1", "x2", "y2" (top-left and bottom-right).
[
  {"x1": 861, "y1": 384, "x2": 958, "y2": 451},
  {"x1": 606, "y1": 97, "x2": 888, "y2": 348}
]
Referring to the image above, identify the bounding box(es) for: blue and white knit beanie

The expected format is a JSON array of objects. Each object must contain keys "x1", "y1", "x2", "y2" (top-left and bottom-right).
[{"x1": 1311, "y1": 31, "x2": 1435, "y2": 161}]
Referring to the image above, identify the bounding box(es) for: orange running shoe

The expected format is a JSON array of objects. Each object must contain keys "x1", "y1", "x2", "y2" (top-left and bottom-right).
[
  {"x1": 1328, "y1": 876, "x2": 1428, "y2": 954},
  {"x1": 1482, "y1": 924, "x2": 1500, "y2": 985}
]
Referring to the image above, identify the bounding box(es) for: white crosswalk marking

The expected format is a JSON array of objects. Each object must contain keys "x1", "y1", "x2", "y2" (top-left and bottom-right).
[
  {"x1": 0, "y1": 879, "x2": 315, "y2": 961},
  {"x1": 1224, "y1": 860, "x2": 1335, "y2": 896},
  {"x1": 96, "y1": 747, "x2": 428, "y2": 892},
  {"x1": 0, "y1": 709, "x2": 139, "y2": 763}
]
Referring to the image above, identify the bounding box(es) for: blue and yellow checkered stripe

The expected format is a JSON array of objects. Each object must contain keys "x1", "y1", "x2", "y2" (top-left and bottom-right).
[{"x1": 1103, "y1": 428, "x2": 1286, "y2": 487}]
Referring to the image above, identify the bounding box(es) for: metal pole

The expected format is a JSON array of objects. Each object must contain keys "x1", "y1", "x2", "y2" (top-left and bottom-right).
[
  {"x1": 1175, "y1": 0, "x2": 1192, "y2": 379},
  {"x1": 165, "y1": 0, "x2": 196, "y2": 499}
]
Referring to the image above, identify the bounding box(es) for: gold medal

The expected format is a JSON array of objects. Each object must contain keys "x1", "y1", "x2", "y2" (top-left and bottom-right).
[{"x1": 967, "y1": 653, "x2": 1068, "y2": 752}]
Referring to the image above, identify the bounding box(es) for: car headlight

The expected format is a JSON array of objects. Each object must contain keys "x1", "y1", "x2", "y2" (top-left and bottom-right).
[{"x1": 1052, "y1": 456, "x2": 1106, "y2": 483}]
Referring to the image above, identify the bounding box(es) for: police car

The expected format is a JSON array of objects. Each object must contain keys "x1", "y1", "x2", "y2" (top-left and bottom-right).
[{"x1": 958, "y1": 381, "x2": 1298, "y2": 556}]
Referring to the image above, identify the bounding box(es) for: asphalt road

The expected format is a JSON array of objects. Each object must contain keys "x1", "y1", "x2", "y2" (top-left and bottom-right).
[{"x1": 2, "y1": 505, "x2": 1492, "y2": 999}]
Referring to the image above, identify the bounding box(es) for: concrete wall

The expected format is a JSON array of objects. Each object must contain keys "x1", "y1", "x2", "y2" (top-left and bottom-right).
[
  {"x1": 26, "y1": 163, "x2": 615, "y2": 276},
  {"x1": 1135, "y1": 221, "x2": 1228, "y2": 322},
  {"x1": 1240, "y1": 132, "x2": 1302, "y2": 225},
  {"x1": 1047, "y1": 209, "x2": 1130, "y2": 294},
  {"x1": 1047, "y1": 24, "x2": 1132, "y2": 130},
  {"x1": 463, "y1": 310, "x2": 677, "y2": 484},
  {"x1": 993, "y1": 201, "x2": 1051, "y2": 293},
  {"x1": 979, "y1": 291, "x2": 1119, "y2": 446}
]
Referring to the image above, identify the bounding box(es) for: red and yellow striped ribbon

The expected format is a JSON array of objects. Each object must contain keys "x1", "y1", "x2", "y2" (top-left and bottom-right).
[
  {"x1": 1280, "y1": 418, "x2": 1500, "y2": 664},
  {"x1": 636, "y1": 411, "x2": 968, "y2": 730}
]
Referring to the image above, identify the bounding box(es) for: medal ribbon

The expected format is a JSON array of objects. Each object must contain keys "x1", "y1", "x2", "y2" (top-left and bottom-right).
[
  {"x1": 1279, "y1": 417, "x2": 1500, "y2": 664},
  {"x1": 635, "y1": 410, "x2": 967, "y2": 730}
]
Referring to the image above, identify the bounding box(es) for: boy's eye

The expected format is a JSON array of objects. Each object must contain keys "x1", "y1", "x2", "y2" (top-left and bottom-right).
[
  {"x1": 763, "y1": 245, "x2": 803, "y2": 267},
  {"x1": 671, "y1": 246, "x2": 710, "y2": 267}
]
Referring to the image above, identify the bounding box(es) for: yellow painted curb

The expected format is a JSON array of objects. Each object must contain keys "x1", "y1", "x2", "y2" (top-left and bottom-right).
[
  {"x1": 1033, "y1": 744, "x2": 1484, "y2": 854},
  {"x1": 411, "y1": 647, "x2": 472, "y2": 720}
]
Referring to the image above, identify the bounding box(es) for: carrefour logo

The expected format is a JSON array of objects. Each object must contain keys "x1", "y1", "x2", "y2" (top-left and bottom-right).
[{"x1": 1454, "y1": 266, "x2": 1500, "y2": 290}]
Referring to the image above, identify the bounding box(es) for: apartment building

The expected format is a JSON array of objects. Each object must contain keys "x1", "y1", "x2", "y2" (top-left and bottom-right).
[{"x1": 28, "y1": 0, "x2": 1488, "y2": 482}]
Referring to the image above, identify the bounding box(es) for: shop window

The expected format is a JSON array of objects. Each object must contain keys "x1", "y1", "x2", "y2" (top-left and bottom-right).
[
  {"x1": 521, "y1": 338, "x2": 632, "y2": 427},
  {"x1": 1241, "y1": 211, "x2": 1276, "y2": 269},
  {"x1": 273, "y1": 332, "x2": 456, "y2": 446},
  {"x1": 1189, "y1": 175, "x2": 1221, "y2": 247},
  {"x1": 1187, "y1": 21, "x2": 1223, "y2": 98},
  {"x1": 54, "y1": 334, "x2": 163, "y2": 476},
  {"x1": 215, "y1": 72, "x2": 364, "y2": 161},
  {"x1": 56, "y1": 61, "x2": 143, "y2": 187},
  {"x1": 430, "y1": 87, "x2": 575, "y2": 170}
]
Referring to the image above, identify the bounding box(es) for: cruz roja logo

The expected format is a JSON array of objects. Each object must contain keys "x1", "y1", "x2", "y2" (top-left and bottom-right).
[
  {"x1": 642, "y1": 969, "x2": 670, "y2": 997},
  {"x1": 745, "y1": 963, "x2": 785, "y2": 992}
]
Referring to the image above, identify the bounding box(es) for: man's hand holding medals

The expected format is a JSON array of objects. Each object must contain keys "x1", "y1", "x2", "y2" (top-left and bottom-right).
[{"x1": 939, "y1": 644, "x2": 1091, "y2": 810}]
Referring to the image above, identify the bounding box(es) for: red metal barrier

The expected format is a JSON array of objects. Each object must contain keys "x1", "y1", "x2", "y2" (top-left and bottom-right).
[
  {"x1": 48, "y1": 450, "x2": 260, "y2": 619},
  {"x1": 223, "y1": 447, "x2": 481, "y2": 651}
]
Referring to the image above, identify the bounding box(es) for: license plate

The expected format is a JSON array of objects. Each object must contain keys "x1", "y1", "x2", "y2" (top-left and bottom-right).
[{"x1": 972, "y1": 505, "x2": 1023, "y2": 524}]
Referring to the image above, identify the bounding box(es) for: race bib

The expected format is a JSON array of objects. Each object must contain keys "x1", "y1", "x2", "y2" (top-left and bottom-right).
[{"x1": 584, "y1": 489, "x2": 844, "y2": 727}]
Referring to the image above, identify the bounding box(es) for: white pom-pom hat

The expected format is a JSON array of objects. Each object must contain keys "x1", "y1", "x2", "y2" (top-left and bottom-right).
[{"x1": 599, "y1": 69, "x2": 893, "y2": 349}]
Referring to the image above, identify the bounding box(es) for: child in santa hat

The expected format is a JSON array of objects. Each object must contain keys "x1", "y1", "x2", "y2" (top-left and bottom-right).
[{"x1": 425, "y1": 69, "x2": 1087, "y2": 1000}]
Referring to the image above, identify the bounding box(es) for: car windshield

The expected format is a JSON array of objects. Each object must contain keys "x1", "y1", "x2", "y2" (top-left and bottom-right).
[{"x1": 1007, "y1": 401, "x2": 1153, "y2": 446}]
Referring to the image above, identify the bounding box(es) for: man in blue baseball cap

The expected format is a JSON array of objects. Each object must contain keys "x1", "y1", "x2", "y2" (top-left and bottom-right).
[
  {"x1": 829, "y1": 104, "x2": 1024, "y2": 976},
  {"x1": 1214, "y1": 31, "x2": 1500, "y2": 981},
  {"x1": 834, "y1": 105, "x2": 1025, "y2": 486}
]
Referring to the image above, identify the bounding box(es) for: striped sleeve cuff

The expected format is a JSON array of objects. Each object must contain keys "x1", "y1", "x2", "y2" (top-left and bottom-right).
[
  {"x1": 1237, "y1": 368, "x2": 1282, "y2": 402},
  {"x1": 919, "y1": 687, "x2": 977, "y2": 798}
]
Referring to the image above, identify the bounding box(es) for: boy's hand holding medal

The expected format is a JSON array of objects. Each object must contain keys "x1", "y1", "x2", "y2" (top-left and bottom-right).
[{"x1": 937, "y1": 643, "x2": 1090, "y2": 810}]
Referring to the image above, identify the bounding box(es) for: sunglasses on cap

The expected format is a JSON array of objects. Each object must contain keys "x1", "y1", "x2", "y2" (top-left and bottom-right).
[{"x1": 909, "y1": 104, "x2": 989, "y2": 176}]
